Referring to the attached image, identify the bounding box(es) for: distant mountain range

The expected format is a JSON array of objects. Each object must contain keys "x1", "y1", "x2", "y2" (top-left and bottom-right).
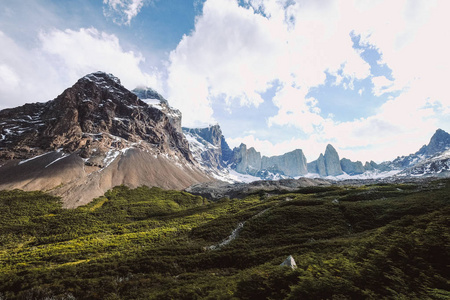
[
  {"x1": 184, "y1": 125, "x2": 450, "y2": 181},
  {"x1": 1, "y1": 72, "x2": 449, "y2": 206}
]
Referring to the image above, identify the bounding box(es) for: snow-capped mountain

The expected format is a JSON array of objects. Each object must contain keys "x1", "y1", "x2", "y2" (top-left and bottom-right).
[
  {"x1": 183, "y1": 125, "x2": 450, "y2": 181},
  {"x1": 0, "y1": 72, "x2": 210, "y2": 207},
  {"x1": 399, "y1": 149, "x2": 450, "y2": 177},
  {"x1": 1, "y1": 71, "x2": 449, "y2": 207},
  {"x1": 376, "y1": 129, "x2": 450, "y2": 173}
]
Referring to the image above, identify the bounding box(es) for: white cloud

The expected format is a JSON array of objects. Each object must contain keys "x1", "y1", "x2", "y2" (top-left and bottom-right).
[
  {"x1": 267, "y1": 84, "x2": 327, "y2": 134},
  {"x1": 0, "y1": 31, "x2": 62, "y2": 108},
  {"x1": 186, "y1": 0, "x2": 449, "y2": 162},
  {"x1": 167, "y1": 0, "x2": 287, "y2": 126},
  {"x1": 39, "y1": 28, "x2": 160, "y2": 90},
  {"x1": 167, "y1": 0, "x2": 372, "y2": 127},
  {"x1": 103, "y1": 0, "x2": 147, "y2": 25},
  {"x1": 0, "y1": 28, "x2": 160, "y2": 109}
]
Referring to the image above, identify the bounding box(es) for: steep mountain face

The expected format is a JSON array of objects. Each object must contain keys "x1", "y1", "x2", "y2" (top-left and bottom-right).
[
  {"x1": 416, "y1": 129, "x2": 450, "y2": 156},
  {"x1": 308, "y1": 145, "x2": 343, "y2": 176},
  {"x1": 182, "y1": 125, "x2": 232, "y2": 173},
  {"x1": 399, "y1": 149, "x2": 450, "y2": 176},
  {"x1": 132, "y1": 87, "x2": 183, "y2": 133},
  {"x1": 261, "y1": 149, "x2": 307, "y2": 177},
  {"x1": 230, "y1": 143, "x2": 262, "y2": 176},
  {"x1": 340, "y1": 158, "x2": 365, "y2": 175},
  {"x1": 379, "y1": 129, "x2": 450, "y2": 171},
  {"x1": 228, "y1": 144, "x2": 310, "y2": 178},
  {"x1": 324, "y1": 144, "x2": 343, "y2": 176},
  {"x1": 0, "y1": 72, "x2": 210, "y2": 207}
]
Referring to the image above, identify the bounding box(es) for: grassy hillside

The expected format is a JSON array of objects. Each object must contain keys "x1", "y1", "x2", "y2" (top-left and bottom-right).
[{"x1": 0, "y1": 180, "x2": 449, "y2": 299}]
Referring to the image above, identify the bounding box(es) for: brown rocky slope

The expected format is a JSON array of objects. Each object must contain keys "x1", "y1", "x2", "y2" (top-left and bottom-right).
[{"x1": 0, "y1": 72, "x2": 211, "y2": 207}]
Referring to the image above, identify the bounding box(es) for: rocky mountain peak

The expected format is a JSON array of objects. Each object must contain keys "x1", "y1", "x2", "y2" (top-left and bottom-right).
[
  {"x1": 184, "y1": 125, "x2": 223, "y2": 146},
  {"x1": 325, "y1": 144, "x2": 337, "y2": 155},
  {"x1": 81, "y1": 71, "x2": 122, "y2": 85},
  {"x1": 132, "y1": 86, "x2": 167, "y2": 103},
  {"x1": 307, "y1": 144, "x2": 343, "y2": 176},
  {"x1": 417, "y1": 128, "x2": 450, "y2": 157},
  {"x1": 0, "y1": 72, "x2": 211, "y2": 207},
  {"x1": 324, "y1": 144, "x2": 343, "y2": 176},
  {"x1": 182, "y1": 124, "x2": 232, "y2": 173},
  {"x1": 0, "y1": 72, "x2": 192, "y2": 163}
]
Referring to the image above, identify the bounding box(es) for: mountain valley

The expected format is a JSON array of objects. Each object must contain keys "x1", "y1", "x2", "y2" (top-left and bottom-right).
[
  {"x1": 1, "y1": 72, "x2": 449, "y2": 208},
  {"x1": 1, "y1": 72, "x2": 449, "y2": 299}
]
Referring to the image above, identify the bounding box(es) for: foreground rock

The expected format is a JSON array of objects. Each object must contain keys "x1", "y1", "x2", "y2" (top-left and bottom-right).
[{"x1": 280, "y1": 255, "x2": 297, "y2": 270}]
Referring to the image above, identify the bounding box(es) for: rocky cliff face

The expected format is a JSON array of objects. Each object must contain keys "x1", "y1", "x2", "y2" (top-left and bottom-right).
[
  {"x1": 340, "y1": 158, "x2": 365, "y2": 175},
  {"x1": 416, "y1": 129, "x2": 450, "y2": 157},
  {"x1": 132, "y1": 87, "x2": 183, "y2": 134},
  {"x1": 308, "y1": 145, "x2": 343, "y2": 176},
  {"x1": 230, "y1": 144, "x2": 262, "y2": 176},
  {"x1": 182, "y1": 125, "x2": 232, "y2": 172},
  {"x1": 261, "y1": 149, "x2": 307, "y2": 176},
  {"x1": 0, "y1": 72, "x2": 210, "y2": 207},
  {"x1": 324, "y1": 144, "x2": 343, "y2": 176},
  {"x1": 0, "y1": 72, "x2": 191, "y2": 163}
]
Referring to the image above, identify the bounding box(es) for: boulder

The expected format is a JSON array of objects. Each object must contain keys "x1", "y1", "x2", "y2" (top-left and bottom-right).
[{"x1": 280, "y1": 255, "x2": 297, "y2": 270}]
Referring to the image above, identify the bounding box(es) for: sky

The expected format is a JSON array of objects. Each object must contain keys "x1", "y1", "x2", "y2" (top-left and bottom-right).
[{"x1": 0, "y1": 0, "x2": 449, "y2": 163}]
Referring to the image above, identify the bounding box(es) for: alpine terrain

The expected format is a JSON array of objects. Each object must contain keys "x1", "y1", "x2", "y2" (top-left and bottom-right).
[
  {"x1": 0, "y1": 72, "x2": 449, "y2": 300},
  {"x1": 0, "y1": 72, "x2": 210, "y2": 207},
  {"x1": 184, "y1": 125, "x2": 450, "y2": 181}
]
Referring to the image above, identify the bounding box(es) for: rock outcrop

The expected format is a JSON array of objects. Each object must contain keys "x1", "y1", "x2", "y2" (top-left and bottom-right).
[
  {"x1": 416, "y1": 129, "x2": 450, "y2": 157},
  {"x1": 0, "y1": 72, "x2": 211, "y2": 207},
  {"x1": 183, "y1": 125, "x2": 232, "y2": 171},
  {"x1": 262, "y1": 149, "x2": 307, "y2": 177},
  {"x1": 230, "y1": 144, "x2": 262, "y2": 176},
  {"x1": 324, "y1": 144, "x2": 343, "y2": 176},
  {"x1": 340, "y1": 158, "x2": 365, "y2": 175},
  {"x1": 132, "y1": 86, "x2": 182, "y2": 133},
  {"x1": 280, "y1": 255, "x2": 297, "y2": 270},
  {"x1": 308, "y1": 144, "x2": 343, "y2": 176}
]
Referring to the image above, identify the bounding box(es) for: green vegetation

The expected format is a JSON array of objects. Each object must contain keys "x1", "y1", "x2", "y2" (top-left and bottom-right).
[{"x1": 1, "y1": 180, "x2": 449, "y2": 299}]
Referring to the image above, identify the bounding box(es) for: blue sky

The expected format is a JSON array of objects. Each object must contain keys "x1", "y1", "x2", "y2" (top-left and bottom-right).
[{"x1": 0, "y1": 0, "x2": 449, "y2": 162}]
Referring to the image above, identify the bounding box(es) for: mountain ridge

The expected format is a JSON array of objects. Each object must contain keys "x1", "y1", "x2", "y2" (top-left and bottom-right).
[
  {"x1": 0, "y1": 72, "x2": 211, "y2": 207},
  {"x1": 184, "y1": 125, "x2": 450, "y2": 181},
  {"x1": 1, "y1": 72, "x2": 449, "y2": 206}
]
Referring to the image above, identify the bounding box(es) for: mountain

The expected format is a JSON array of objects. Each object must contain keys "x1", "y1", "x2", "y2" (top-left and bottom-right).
[
  {"x1": 184, "y1": 126, "x2": 309, "y2": 180},
  {"x1": 399, "y1": 149, "x2": 450, "y2": 177},
  {"x1": 0, "y1": 72, "x2": 210, "y2": 207},
  {"x1": 226, "y1": 142, "x2": 308, "y2": 178},
  {"x1": 184, "y1": 127, "x2": 450, "y2": 181},
  {"x1": 377, "y1": 129, "x2": 450, "y2": 172},
  {"x1": 182, "y1": 125, "x2": 232, "y2": 177},
  {"x1": 132, "y1": 86, "x2": 183, "y2": 133},
  {"x1": 307, "y1": 144, "x2": 343, "y2": 176},
  {"x1": 261, "y1": 149, "x2": 308, "y2": 177},
  {"x1": 340, "y1": 158, "x2": 366, "y2": 175},
  {"x1": 416, "y1": 129, "x2": 450, "y2": 156},
  {"x1": 229, "y1": 143, "x2": 262, "y2": 176}
]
